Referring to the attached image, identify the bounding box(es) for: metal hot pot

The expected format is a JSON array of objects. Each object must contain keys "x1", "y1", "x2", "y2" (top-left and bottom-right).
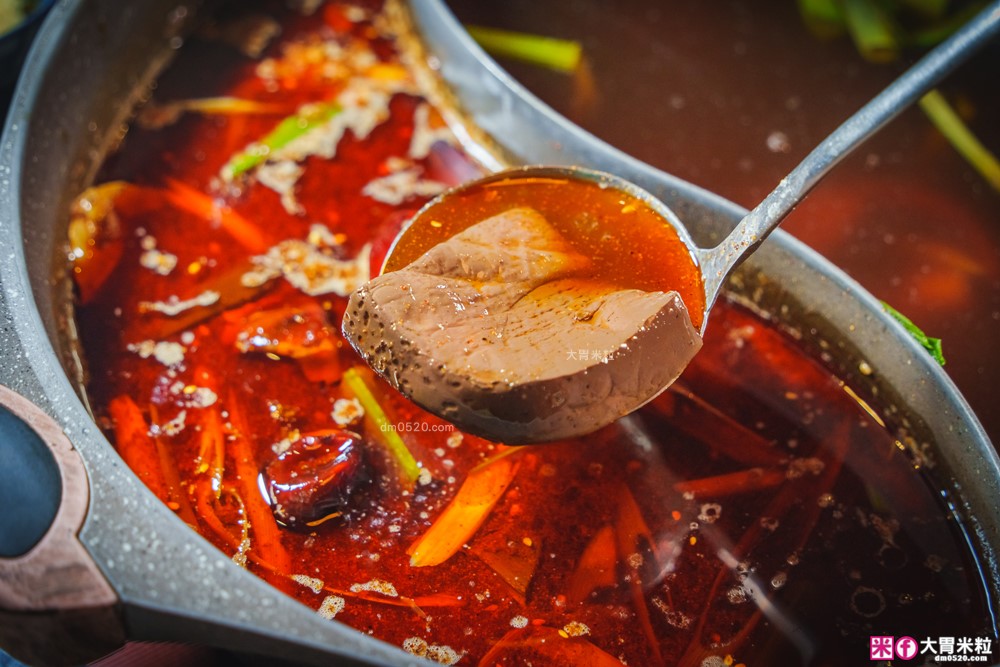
[{"x1": 0, "y1": 1, "x2": 997, "y2": 665}]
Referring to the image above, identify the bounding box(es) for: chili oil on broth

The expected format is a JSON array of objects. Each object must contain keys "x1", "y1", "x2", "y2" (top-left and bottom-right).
[
  {"x1": 67, "y1": 0, "x2": 994, "y2": 665},
  {"x1": 383, "y1": 173, "x2": 707, "y2": 330}
]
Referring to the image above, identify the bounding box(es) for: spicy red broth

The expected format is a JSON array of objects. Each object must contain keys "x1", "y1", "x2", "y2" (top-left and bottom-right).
[{"x1": 70, "y1": 1, "x2": 995, "y2": 665}]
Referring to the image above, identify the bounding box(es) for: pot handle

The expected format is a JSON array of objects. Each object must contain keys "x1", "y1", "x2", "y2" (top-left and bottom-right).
[{"x1": 0, "y1": 385, "x2": 125, "y2": 666}]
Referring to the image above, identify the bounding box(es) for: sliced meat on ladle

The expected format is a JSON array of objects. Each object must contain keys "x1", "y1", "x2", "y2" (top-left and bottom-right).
[{"x1": 342, "y1": 207, "x2": 701, "y2": 443}]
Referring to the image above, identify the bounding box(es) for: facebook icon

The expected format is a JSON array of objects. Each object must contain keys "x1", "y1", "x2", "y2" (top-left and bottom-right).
[{"x1": 895, "y1": 636, "x2": 918, "y2": 660}]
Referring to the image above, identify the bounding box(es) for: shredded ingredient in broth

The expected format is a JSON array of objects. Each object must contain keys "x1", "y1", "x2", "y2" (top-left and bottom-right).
[
  {"x1": 70, "y1": 1, "x2": 995, "y2": 665},
  {"x1": 138, "y1": 290, "x2": 221, "y2": 316}
]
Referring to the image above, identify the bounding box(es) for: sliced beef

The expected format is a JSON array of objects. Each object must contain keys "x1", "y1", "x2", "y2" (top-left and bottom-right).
[{"x1": 342, "y1": 207, "x2": 701, "y2": 443}]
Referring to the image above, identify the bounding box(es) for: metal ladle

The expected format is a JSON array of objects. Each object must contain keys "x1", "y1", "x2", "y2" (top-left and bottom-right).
[{"x1": 347, "y1": 2, "x2": 1000, "y2": 443}]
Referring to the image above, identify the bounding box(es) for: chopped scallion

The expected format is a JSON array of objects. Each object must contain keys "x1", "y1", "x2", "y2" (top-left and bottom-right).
[
  {"x1": 897, "y1": 0, "x2": 949, "y2": 21},
  {"x1": 797, "y1": 0, "x2": 998, "y2": 193},
  {"x1": 842, "y1": 0, "x2": 901, "y2": 63},
  {"x1": 223, "y1": 100, "x2": 342, "y2": 180},
  {"x1": 919, "y1": 89, "x2": 1000, "y2": 193},
  {"x1": 797, "y1": 0, "x2": 847, "y2": 39},
  {"x1": 465, "y1": 25, "x2": 582, "y2": 73},
  {"x1": 343, "y1": 367, "x2": 421, "y2": 486},
  {"x1": 907, "y1": 3, "x2": 987, "y2": 47}
]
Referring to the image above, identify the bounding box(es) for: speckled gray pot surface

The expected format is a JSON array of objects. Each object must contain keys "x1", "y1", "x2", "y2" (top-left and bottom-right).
[{"x1": 0, "y1": 0, "x2": 997, "y2": 665}]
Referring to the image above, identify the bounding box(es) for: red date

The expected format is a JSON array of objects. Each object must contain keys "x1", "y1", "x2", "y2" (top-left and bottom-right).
[{"x1": 262, "y1": 430, "x2": 366, "y2": 529}]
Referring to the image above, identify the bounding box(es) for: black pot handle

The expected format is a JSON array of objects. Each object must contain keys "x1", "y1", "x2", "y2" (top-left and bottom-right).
[{"x1": 0, "y1": 385, "x2": 125, "y2": 666}]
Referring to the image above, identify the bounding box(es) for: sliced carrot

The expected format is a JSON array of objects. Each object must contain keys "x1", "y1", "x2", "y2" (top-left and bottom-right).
[
  {"x1": 160, "y1": 177, "x2": 270, "y2": 253},
  {"x1": 147, "y1": 404, "x2": 199, "y2": 528},
  {"x1": 225, "y1": 395, "x2": 293, "y2": 586},
  {"x1": 678, "y1": 424, "x2": 852, "y2": 665},
  {"x1": 409, "y1": 592, "x2": 467, "y2": 608},
  {"x1": 647, "y1": 383, "x2": 786, "y2": 467},
  {"x1": 317, "y1": 584, "x2": 465, "y2": 614},
  {"x1": 673, "y1": 467, "x2": 786, "y2": 498},
  {"x1": 194, "y1": 483, "x2": 251, "y2": 567},
  {"x1": 407, "y1": 449, "x2": 522, "y2": 567},
  {"x1": 193, "y1": 486, "x2": 463, "y2": 616},
  {"x1": 566, "y1": 524, "x2": 617, "y2": 604},
  {"x1": 616, "y1": 485, "x2": 657, "y2": 560},
  {"x1": 109, "y1": 395, "x2": 169, "y2": 503},
  {"x1": 196, "y1": 408, "x2": 227, "y2": 497},
  {"x1": 615, "y1": 486, "x2": 662, "y2": 665}
]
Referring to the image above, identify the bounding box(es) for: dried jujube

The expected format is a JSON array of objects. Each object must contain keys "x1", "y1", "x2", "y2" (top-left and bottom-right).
[{"x1": 262, "y1": 430, "x2": 366, "y2": 528}]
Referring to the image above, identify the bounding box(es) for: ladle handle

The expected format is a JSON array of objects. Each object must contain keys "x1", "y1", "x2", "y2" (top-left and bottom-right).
[{"x1": 701, "y1": 1, "x2": 1000, "y2": 305}]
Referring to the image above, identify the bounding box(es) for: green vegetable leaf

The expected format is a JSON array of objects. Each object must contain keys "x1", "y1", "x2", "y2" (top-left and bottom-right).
[
  {"x1": 881, "y1": 301, "x2": 946, "y2": 365},
  {"x1": 222, "y1": 100, "x2": 342, "y2": 180}
]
